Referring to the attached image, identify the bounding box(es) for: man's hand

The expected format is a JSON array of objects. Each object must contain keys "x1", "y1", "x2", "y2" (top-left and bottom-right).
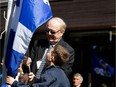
[{"x1": 28, "y1": 72, "x2": 35, "y2": 81}]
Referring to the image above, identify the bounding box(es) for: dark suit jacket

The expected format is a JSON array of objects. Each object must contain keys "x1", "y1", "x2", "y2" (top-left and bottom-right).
[{"x1": 28, "y1": 38, "x2": 75, "y2": 77}]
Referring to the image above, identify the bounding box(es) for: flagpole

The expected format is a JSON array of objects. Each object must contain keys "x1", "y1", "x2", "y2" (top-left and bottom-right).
[{"x1": 2, "y1": 0, "x2": 14, "y2": 84}]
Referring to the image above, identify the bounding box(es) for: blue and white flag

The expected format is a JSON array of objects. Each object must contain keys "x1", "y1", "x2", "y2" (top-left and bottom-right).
[
  {"x1": 4, "y1": 0, "x2": 52, "y2": 78},
  {"x1": 91, "y1": 52, "x2": 114, "y2": 78}
]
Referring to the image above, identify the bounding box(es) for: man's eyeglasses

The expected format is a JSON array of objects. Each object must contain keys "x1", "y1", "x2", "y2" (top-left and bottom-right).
[{"x1": 45, "y1": 29, "x2": 60, "y2": 34}]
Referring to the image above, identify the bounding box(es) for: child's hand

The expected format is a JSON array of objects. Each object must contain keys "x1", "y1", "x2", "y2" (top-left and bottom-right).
[{"x1": 6, "y1": 76, "x2": 15, "y2": 85}]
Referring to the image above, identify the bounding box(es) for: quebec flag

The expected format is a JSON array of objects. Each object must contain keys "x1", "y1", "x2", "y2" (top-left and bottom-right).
[
  {"x1": 4, "y1": 0, "x2": 52, "y2": 78},
  {"x1": 91, "y1": 52, "x2": 114, "y2": 78}
]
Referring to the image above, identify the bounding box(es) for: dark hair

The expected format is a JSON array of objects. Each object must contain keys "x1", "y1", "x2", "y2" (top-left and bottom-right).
[{"x1": 52, "y1": 45, "x2": 69, "y2": 66}]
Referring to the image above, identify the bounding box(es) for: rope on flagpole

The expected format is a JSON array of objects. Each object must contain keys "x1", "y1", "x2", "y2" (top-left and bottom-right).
[{"x1": 0, "y1": 11, "x2": 6, "y2": 40}]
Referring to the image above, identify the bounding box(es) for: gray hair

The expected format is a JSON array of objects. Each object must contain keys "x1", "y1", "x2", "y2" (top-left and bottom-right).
[
  {"x1": 54, "y1": 17, "x2": 67, "y2": 30},
  {"x1": 47, "y1": 17, "x2": 67, "y2": 33},
  {"x1": 74, "y1": 73, "x2": 83, "y2": 83}
]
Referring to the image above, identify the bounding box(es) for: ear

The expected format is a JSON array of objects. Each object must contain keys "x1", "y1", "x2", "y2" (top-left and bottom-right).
[
  {"x1": 59, "y1": 32, "x2": 64, "y2": 37},
  {"x1": 48, "y1": 55, "x2": 54, "y2": 62},
  {"x1": 51, "y1": 56, "x2": 55, "y2": 62}
]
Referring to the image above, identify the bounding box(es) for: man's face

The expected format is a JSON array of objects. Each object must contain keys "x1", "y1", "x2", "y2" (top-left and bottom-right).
[
  {"x1": 46, "y1": 19, "x2": 64, "y2": 44},
  {"x1": 73, "y1": 76, "x2": 82, "y2": 86}
]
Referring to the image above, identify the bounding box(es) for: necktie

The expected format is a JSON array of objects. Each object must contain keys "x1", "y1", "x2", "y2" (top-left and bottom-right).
[{"x1": 36, "y1": 45, "x2": 52, "y2": 79}]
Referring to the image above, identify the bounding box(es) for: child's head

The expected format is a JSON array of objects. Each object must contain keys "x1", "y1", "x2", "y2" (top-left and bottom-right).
[{"x1": 47, "y1": 45, "x2": 69, "y2": 66}]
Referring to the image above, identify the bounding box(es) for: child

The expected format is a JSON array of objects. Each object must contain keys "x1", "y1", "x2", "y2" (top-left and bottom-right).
[{"x1": 6, "y1": 45, "x2": 71, "y2": 87}]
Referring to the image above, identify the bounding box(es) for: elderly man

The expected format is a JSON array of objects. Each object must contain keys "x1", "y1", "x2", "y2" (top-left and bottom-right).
[
  {"x1": 73, "y1": 73, "x2": 83, "y2": 87},
  {"x1": 27, "y1": 17, "x2": 75, "y2": 78}
]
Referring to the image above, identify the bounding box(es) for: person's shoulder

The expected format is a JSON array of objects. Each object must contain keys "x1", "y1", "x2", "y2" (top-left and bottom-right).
[
  {"x1": 59, "y1": 39, "x2": 74, "y2": 51},
  {"x1": 34, "y1": 39, "x2": 48, "y2": 46},
  {"x1": 35, "y1": 39, "x2": 48, "y2": 43},
  {"x1": 46, "y1": 65, "x2": 60, "y2": 72},
  {"x1": 12, "y1": 80, "x2": 29, "y2": 87}
]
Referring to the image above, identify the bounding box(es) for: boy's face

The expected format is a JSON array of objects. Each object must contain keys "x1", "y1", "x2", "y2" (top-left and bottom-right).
[{"x1": 46, "y1": 48, "x2": 54, "y2": 65}]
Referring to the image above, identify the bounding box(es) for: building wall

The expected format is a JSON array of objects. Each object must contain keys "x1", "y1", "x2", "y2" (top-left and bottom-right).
[
  {"x1": 39, "y1": 0, "x2": 115, "y2": 31},
  {"x1": 0, "y1": 0, "x2": 115, "y2": 33}
]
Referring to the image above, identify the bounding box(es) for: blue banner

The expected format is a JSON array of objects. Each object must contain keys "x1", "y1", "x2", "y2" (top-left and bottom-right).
[{"x1": 91, "y1": 52, "x2": 114, "y2": 78}]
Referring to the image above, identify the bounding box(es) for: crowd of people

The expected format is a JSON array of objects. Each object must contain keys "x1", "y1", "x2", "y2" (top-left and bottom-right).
[
  {"x1": 0, "y1": 7, "x2": 114, "y2": 86},
  {"x1": 3, "y1": 17, "x2": 84, "y2": 87}
]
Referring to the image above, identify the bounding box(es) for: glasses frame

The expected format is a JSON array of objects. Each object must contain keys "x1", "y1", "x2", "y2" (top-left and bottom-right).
[{"x1": 45, "y1": 29, "x2": 60, "y2": 34}]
